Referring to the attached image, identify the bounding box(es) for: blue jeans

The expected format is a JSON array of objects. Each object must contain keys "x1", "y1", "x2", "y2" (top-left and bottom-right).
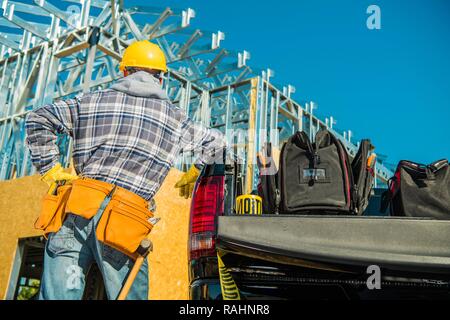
[{"x1": 39, "y1": 196, "x2": 149, "y2": 300}]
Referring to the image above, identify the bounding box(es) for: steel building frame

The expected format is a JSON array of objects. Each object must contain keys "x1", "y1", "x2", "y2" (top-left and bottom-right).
[{"x1": 0, "y1": 0, "x2": 391, "y2": 192}]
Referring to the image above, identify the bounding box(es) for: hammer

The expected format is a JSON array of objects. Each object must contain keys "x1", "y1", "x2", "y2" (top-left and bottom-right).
[
  {"x1": 117, "y1": 217, "x2": 160, "y2": 300},
  {"x1": 117, "y1": 237, "x2": 153, "y2": 300}
]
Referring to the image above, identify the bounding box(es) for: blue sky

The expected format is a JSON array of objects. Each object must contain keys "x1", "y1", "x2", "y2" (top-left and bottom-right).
[{"x1": 127, "y1": 0, "x2": 450, "y2": 166}]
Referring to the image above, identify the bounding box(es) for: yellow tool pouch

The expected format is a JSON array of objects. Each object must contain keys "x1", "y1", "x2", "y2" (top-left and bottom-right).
[
  {"x1": 65, "y1": 178, "x2": 113, "y2": 219},
  {"x1": 96, "y1": 194, "x2": 154, "y2": 260},
  {"x1": 34, "y1": 185, "x2": 72, "y2": 237},
  {"x1": 62, "y1": 177, "x2": 154, "y2": 259}
]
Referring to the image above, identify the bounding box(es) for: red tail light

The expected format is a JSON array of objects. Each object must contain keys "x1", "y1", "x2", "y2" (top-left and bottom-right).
[{"x1": 189, "y1": 175, "x2": 225, "y2": 260}]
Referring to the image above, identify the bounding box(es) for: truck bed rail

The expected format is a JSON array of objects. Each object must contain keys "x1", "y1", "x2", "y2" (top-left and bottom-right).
[{"x1": 217, "y1": 215, "x2": 450, "y2": 274}]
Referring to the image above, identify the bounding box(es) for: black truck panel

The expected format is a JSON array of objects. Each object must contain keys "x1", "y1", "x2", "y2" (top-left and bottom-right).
[{"x1": 217, "y1": 215, "x2": 450, "y2": 274}]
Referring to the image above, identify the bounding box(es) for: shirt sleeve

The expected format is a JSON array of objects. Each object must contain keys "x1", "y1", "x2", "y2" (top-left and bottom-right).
[
  {"x1": 25, "y1": 97, "x2": 80, "y2": 175},
  {"x1": 178, "y1": 112, "x2": 227, "y2": 167}
]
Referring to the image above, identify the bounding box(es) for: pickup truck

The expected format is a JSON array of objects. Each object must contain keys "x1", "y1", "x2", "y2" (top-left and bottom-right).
[{"x1": 188, "y1": 163, "x2": 450, "y2": 300}]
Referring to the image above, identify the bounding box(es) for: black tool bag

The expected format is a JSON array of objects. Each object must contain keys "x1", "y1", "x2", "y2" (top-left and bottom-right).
[
  {"x1": 257, "y1": 129, "x2": 375, "y2": 215},
  {"x1": 257, "y1": 142, "x2": 279, "y2": 214},
  {"x1": 380, "y1": 159, "x2": 450, "y2": 219}
]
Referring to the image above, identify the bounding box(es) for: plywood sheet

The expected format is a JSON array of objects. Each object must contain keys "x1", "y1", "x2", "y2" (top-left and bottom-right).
[
  {"x1": 149, "y1": 169, "x2": 191, "y2": 300},
  {"x1": 0, "y1": 169, "x2": 191, "y2": 300},
  {"x1": 0, "y1": 175, "x2": 45, "y2": 299}
]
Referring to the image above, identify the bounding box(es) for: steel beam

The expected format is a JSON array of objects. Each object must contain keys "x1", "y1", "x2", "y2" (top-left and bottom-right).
[{"x1": 0, "y1": 1, "x2": 392, "y2": 187}]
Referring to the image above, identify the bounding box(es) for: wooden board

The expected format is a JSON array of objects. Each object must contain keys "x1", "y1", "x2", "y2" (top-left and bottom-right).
[
  {"x1": 0, "y1": 175, "x2": 46, "y2": 299},
  {"x1": 148, "y1": 169, "x2": 191, "y2": 299},
  {"x1": 0, "y1": 169, "x2": 191, "y2": 300}
]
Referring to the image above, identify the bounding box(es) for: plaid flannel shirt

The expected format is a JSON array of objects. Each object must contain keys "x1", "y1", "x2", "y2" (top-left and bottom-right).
[{"x1": 25, "y1": 89, "x2": 226, "y2": 201}]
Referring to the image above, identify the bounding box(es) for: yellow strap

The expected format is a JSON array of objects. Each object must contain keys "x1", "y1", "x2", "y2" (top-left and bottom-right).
[
  {"x1": 216, "y1": 193, "x2": 262, "y2": 299},
  {"x1": 217, "y1": 252, "x2": 241, "y2": 300}
]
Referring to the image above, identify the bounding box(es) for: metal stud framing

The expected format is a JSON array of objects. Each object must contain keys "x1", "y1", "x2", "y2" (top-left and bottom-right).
[{"x1": 0, "y1": 0, "x2": 392, "y2": 191}]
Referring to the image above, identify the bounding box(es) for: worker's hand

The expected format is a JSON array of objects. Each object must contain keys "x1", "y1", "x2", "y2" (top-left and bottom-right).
[
  {"x1": 41, "y1": 163, "x2": 78, "y2": 186},
  {"x1": 174, "y1": 165, "x2": 200, "y2": 199}
]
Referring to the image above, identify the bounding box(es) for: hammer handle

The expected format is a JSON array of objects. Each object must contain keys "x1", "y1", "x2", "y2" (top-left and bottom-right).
[{"x1": 117, "y1": 255, "x2": 146, "y2": 300}]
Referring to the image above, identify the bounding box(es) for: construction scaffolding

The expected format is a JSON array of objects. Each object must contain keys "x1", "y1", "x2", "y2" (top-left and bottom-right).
[{"x1": 0, "y1": 0, "x2": 392, "y2": 192}]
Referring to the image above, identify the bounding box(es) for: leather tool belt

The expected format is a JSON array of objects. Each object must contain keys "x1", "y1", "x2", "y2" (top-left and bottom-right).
[{"x1": 35, "y1": 177, "x2": 154, "y2": 259}]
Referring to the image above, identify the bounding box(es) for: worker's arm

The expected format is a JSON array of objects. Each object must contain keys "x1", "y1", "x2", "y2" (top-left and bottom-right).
[
  {"x1": 175, "y1": 111, "x2": 227, "y2": 198},
  {"x1": 178, "y1": 115, "x2": 227, "y2": 168},
  {"x1": 25, "y1": 97, "x2": 80, "y2": 175}
]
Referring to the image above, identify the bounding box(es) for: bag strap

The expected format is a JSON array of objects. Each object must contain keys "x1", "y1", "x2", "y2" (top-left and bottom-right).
[
  {"x1": 314, "y1": 129, "x2": 331, "y2": 166},
  {"x1": 294, "y1": 131, "x2": 314, "y2": 155},
  {"x1": 429, "y1": 159, "x2": 448, "y2": 172},
  {"x1": 380, "y1": 177, "x2": 396, "y2": 213},
  {"x1": 315, "y1": 129, "x2": 331, "y2": 150},
  {"x1": 380, "y1": 189, "x2": 391, "y2": 213},
  {"x1": 425, "y1": 159, "x2": 448, "y2": 180},
  {"x1": 399, "y1": 159, "x2": 447, "y2": 181},
  {"x1": 425, "y1": 166, "x2": 436, "y2": 181}
]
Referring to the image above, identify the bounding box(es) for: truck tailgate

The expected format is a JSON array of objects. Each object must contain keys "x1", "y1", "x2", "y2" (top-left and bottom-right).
[{"x1": 216, "y1": 215, "x2": 450, "y2": 274}]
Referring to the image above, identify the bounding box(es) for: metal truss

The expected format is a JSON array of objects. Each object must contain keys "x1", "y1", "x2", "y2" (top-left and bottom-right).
[{"x1": 0, "y1": 0, "x2": 392, "y2": 192}]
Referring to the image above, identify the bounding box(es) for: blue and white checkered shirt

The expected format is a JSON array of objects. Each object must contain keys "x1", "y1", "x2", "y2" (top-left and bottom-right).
[{"x1": 25, "y1": 72, "x2": 226, "y2": 201}]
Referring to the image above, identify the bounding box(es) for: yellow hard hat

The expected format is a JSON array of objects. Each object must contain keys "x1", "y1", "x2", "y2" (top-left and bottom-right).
[{"x1": 119, "y1": 40, "x2": 168, "y2": 73}]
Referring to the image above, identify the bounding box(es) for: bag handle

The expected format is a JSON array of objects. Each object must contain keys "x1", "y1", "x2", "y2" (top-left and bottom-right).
[
  {"x1": 400, "y1": 159, "x2": 447, "y2": 180},
  {"x1": 425, "y1": 166, "x2": 436, "y2": 181},
  {"x1": 314, "y1": 129, "x2": 330, "y2": 166},
  {"x1": 429, "y1": 159, "x2": 448, "y2": 172},
  {"x1": 293, "y1": 131, "x2": 314, "y2": 155},
  {"x1": 425, "y1": 159, "x2": 447, "y2": 180},
  {"x1": 315, "y1": 129, "x2": 331, "y2": 150}
]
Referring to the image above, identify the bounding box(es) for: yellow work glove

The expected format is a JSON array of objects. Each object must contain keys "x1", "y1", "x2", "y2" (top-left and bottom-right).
[
  {"x1": 174, "y1": 165, "x2": 200, "y2": 199},
  {"x1": 41, "y1": 163, "x2": 78, "y2": 187}
]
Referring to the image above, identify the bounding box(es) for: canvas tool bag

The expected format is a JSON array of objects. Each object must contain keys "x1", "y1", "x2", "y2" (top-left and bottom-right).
[
  {"x1": 257, "y1": 129, "x2": 375, "y2": 215},
  {"x1": 381, "y1": 159, "x2": 450, "y2": 219}
]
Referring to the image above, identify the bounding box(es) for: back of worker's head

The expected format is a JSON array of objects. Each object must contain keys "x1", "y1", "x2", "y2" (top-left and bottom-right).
[
  {"x1": 123, "y1": 66, "x2": 163, "y2": 83},
  {"x1": 119, "y1": 40, "x2": 167, "y2": 84}
]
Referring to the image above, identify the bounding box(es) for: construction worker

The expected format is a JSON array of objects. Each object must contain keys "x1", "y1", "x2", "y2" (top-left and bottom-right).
[{"x1": 25, "y1": 40, "x2": 226, "y2": 300}]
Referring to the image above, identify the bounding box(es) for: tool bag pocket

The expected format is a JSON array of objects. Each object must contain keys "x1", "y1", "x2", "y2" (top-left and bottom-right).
[
  {"x1": 96, "y1": 199, "x2": 154, "y2": 259},
  {"x1": 66, "y1": 179, "x2": 112, "y2": 219},
  {"x1": 351, "y1": 139, "x2": 375, "y2": 214},
  {"x1": 35, "y1": 185, "x2": 72, "y2": 237}
]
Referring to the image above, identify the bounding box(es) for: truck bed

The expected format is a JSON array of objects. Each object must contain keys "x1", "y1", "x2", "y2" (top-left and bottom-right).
[{"x1": 217, "y1": 215, "x2": 450, "y2": 274}]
